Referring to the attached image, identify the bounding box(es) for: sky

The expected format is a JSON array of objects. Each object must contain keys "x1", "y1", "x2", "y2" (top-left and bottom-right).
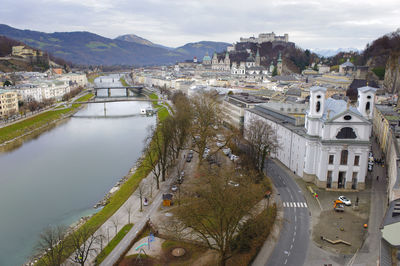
[{"x1": 1, "y1": 0, "x2": 400, "y2": 50}]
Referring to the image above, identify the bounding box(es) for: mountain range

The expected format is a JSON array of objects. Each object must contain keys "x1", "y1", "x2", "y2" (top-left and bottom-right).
[
  {"x1": 0, "y1": 24, "x2": 230, "y2": 66},
  {"x1": 311, "y1": 47, "x2": 361, "y2": 57}
]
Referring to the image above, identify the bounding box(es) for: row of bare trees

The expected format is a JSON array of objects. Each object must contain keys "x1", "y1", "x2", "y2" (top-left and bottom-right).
[
  {"x1": 163, "y1": 93, "x2": 279, "y2": 265},
  {"x1": 33, "y1": 225, "x2": 101, "y2": 266}
]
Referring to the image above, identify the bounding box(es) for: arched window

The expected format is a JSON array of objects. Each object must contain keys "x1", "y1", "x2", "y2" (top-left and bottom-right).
[
  {"x1": 336, "y1": 127, "x2": 357, "y2": 139},
  {"x1": 340, "y1": 150, "x2": 348, "y2": 165},
  {"x1": 366, "y1": 102, "x2": 371, "y2": 114},
  {"x1": 316, "y1": 101, "x2": 321, "y2": 112}
]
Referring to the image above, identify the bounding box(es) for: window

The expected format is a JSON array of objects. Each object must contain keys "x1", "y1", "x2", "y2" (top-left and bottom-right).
[
  {"x1": 343, "y1": 115, "x2": 352, "y2": 120},
  {"x1": 340, "y1": 150, "x2": 348, "y2": 165},
  {"x1": 354, "y1": 155, "x2": 360, "y2": 166},
  {"x1": 366, "y1": 102, "x2": 370, "y2": 113},
  {"x1": 327, "y1": 171, "x2": 332, "y2": 188},
  {"x1": 352, "y1": 172, "x2": 358, "y2": 190},
  {"x1": 329, "y1": 155, "x2": 334, "y2": 164},
  {"x1": 316, "y1": 101, "x2": 321, "y2": 112},
  {"x1": 336, "y1": 127, "x2": 357, "y2": 139}
]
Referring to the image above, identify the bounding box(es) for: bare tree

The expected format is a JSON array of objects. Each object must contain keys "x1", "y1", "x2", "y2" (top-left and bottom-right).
[
  {"x1": 111, "y1": 216, "x2": 119, "y2": 235},
  {"x1": 244, "y1": 118, "x2": 279, "y2": 173},
  {"x1": 169, "y1": 92, "x2": 193, "y2": 159},
  {"x1": 173, "y1": 166, "x2": 265, "y2": 266},
  {"x1": 189, "y1": 92, "x2": 221, "y2": 164},
  {"x1": 33, "y1": 225, "x2": 67, "y2": 266},
  {"x1": 69, "y1": 226, "x2": 100, "y2": 266},
  {"x1": 136, "y1": 182, "x2": 147, "y2": 212},
  {"x1": 143, "y1": 129, "x2": 162, "y2": 190},
  {"x1": 124, "y1": 203, "x2": 134, "y2": 224}
]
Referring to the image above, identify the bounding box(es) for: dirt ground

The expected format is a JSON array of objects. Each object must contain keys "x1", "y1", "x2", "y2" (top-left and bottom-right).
[
  {"x1": 119, "y1": 239, "x2": 211, "y2": 266},
  {"x1": 312, "y1": 209, "x2": 368, "y2": 254},
  {"x1": 292, "y1": 171, "x2": 372, "y2": 255}
]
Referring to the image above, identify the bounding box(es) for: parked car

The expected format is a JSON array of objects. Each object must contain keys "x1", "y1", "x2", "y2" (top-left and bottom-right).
[
  {"x1": 368, "y1": 164, "x2": 373, "y2": 171},
  {"x1": 171, "y1": 185, "x2": 178, "y2": 192},
  {"x1": 230, "y1": 154, "x2": 239, "y2": 162},
  {"x1": 216, "y1": 142, "x2": 224, "y2": 147},
  {"x1": 228, "y1": 180, "x2": 239, "y2": 187},
  {"x1": 143, "y1": 198, "x2": 149, "y2": 206},
  {"x1": 186, "y1": 156, "x2": 192, "y2": 162},
  {"x1": 222, "y1": 148, "x2": 231, "y2": 156},
  {"x1": 338, "y1": 196, "x2": 351, "y2": 206}
]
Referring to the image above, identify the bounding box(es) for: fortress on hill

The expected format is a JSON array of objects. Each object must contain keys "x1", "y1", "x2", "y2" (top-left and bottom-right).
[{"x1": 240, "y1": 32, "x2": 289, "y2": 44}]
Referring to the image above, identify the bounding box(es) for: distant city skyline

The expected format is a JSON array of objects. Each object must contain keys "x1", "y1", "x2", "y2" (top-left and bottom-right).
[{"x1": 2, "y1": 0, "x2": 400, "y2": 50}]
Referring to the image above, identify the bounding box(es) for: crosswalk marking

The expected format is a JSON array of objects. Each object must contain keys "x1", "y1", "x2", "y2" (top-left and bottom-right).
[{"x1": 283, "y1": 202, "x2": 308, "y2": 208}]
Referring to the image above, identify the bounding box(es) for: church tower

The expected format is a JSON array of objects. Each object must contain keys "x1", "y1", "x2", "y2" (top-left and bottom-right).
[
  {"x1": 255, "y1": 48, "x2": 261, "y2": 67},
  {"x1": 224, "y1": 51, "x2": 230, "y2": 71},
  {"x1": 306, "y1": 86, "x2": 326, "y2": 136},
  {"x1": 277, "y1": 52, "x2": 282, "y2": 75},
  {"x1": 212, "y1": 52, "x2": 218, "y2": 65},
  {"x1": 357, "y1": 86, "x2": 377, "y2": 120}
]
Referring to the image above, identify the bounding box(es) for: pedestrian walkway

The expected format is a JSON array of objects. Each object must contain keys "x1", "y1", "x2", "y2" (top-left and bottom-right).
[
  {"x1": 282, "y1": 202, "x2": 308, "y2": 208},
  {"x1": 63, "y1": 152, "x2": 185, "y2": 265}
]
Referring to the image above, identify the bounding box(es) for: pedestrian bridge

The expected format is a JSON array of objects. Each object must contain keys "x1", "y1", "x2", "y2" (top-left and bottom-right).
[{"x1": 93, "y1": 86, "x2": 144, "y2": 97}]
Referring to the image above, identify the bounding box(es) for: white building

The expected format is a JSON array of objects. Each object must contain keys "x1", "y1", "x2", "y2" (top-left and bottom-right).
[
  {"x1": 59, "y1": 73, "x2": 88, "y2": 88},
  {"x1": 12, "y1": 80, "x2": 70, "y2": 102},
  {"x1": 244, "y1": 85, "x2": 377, "y2": 190}
]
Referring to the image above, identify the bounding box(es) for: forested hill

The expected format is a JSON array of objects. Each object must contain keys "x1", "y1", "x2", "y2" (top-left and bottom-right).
[{"x1": 0, "y1": 24, "x2": 229, "y2": 66}]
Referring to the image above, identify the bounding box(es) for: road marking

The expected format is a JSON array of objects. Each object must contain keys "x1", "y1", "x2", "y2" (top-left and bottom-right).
[
  {"x1": 294, "y1": 231, "x2": 296, "y2": 236},
  {"x1": 294, "y1": 216, "x2": 297, "y2": 222},
  {"x1": 294, "y1": 225, "x2": 297, "y2": 230},
  {"x1": 293, "y1": 237, "x2": 295, "y2": 243},
  {"x1": 290, "y1": 244, "x2": 293, "y2": 249},
  {"x1": 284, "y1": 259, "x2": 288, "y2": 264},
  {"x1": 283, "y1": 202, "x2": 308, "y2": 208}
]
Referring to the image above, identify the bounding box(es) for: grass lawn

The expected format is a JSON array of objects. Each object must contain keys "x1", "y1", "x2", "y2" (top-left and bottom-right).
[
  {"x1": 87, "y1": 73, "x2": 101, "y2": 84},
  {"x1": 0, "y1": 93, "x2": 94, "y2": 145},
  {"x1": 95, "y1": 223, "x2": 134, "y2": 264},
  {"x1": 0, "y1": 108, "x2": 71, "y2": 144},
  {"x1": 119, "y1": 77, "x2": 129, "y2": 86},
  {"x1": 149, "y1": 93, "x2": 170, "y2": 121}
]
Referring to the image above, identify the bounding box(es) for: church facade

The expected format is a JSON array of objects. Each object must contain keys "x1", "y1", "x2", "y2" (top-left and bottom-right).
[{"x1": 244, "y1": 86, "x2": 376, "y2": 190}]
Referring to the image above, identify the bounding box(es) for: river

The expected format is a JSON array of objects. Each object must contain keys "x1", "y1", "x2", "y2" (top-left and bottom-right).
[{"x1": 0, "y1": 74, "x2": 156, "y2": 265}]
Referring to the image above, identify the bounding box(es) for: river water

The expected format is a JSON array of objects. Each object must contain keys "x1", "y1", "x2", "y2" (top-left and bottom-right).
[{"x1": 0, "y1": 74, "x2": 156, "y2": 265}]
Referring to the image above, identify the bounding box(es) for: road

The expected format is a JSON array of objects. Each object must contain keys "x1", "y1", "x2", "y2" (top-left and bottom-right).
[{"x1": 264, "y1": 159, "x2": 310, "y2": 266}]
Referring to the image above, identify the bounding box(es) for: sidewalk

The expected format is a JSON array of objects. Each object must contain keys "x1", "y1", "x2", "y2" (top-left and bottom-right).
[{"x1": 64, "y1": 153, "x2": 184, "y2": 265}]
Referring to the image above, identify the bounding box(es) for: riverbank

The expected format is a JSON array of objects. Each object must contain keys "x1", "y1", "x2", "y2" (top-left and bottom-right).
[
  {"x1": 31, "y1": 92, "x2": 169, "y2": 265},
  {"x1": 0, "y1": 93, "x2": 93, "y2": 146}
]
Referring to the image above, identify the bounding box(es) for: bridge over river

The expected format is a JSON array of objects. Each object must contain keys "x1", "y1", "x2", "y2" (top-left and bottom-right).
[{"x1": 93, "y1": 85, "x2": 146, "y2": 97}]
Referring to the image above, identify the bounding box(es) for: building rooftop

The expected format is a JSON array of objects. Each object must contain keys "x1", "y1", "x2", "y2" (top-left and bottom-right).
[
  {"x1": 321, "y1": 98, "x2": 362, "y2": 121},
  {"x1": 381, "y1": 198, "x2": 400, "y2": 247},
  {"x1": 341, "y1": 59, "x2": 355, "y2": 67},
  {"x1": 228, "y1": 93, "x2": 268, "y2": 104}
]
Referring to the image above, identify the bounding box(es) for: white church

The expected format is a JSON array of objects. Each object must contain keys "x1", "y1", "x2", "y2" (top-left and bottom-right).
[{"x1": 244, "y1": 86, "x2": 376, "y2": 190}]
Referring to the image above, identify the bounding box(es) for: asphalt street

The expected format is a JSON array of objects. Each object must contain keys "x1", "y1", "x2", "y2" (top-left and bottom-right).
[{"x1": 264, "y1": 159, "x2": 310, "y2": 266}]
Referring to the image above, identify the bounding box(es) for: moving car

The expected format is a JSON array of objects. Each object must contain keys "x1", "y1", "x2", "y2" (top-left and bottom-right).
[{"x1": 338, "y1": 196, "x2": 351, "y2": 206}]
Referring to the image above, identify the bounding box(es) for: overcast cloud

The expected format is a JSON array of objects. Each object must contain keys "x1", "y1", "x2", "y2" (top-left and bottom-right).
[{"x1": 1, "y1": 0, "x2": 399, "y2": 50}]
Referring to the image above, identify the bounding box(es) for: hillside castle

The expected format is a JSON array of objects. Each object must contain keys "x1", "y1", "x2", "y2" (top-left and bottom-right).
[{"x1": 240, "y1": 32, "x2": 289, "y2": 44}]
